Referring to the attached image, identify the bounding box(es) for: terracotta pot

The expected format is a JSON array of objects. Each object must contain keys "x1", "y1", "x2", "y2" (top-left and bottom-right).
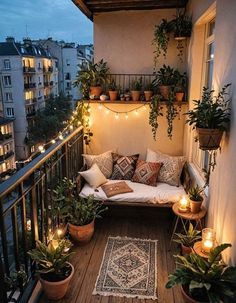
[
  {"x1": 144, "y1": 90, "x2": 153, "y2": 101},
  {"x1": 131, "y1": 90, "x2": 141, "y2": 101},
  {"x1": 68, "y1": 220, "x2": 94, "y2": 243},
  {"x1": 40, "y1": 263, "x2": 74, "y2": 300},
  {"x1": 90, "y1": 86, "x2": 102, "y2": 97},
  {"x1": 197, "y1": 128, "x2": 223, "y2": 150},
  {"x1": 159, "y1": 85, "x2": 170, "y2": 100},
  {"x1": 190, "y1": 199, "x2": 203, "y2": 214},
  {"x1": 181, "y1": 244, "x2": 192, "y2": 255},
  {"x1": 176, "y1": 92, "x2": 184, "y2": 102},
  {"x1": 181, "y1": 286, "x2": 209, "y2": 303},
  {"x1": 109, "y1": 90, "x2": 118, "y2": 101}
]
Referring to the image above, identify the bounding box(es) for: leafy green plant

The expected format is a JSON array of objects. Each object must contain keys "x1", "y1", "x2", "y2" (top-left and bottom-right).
[
  {"x1": 108, "y1": 79, "x2": 117, "y2": 91},
  {"x1": 74, "y1": 59, "x2": 109, "y2": 98},
  {"x1": 149, "y1": 95, "x2": 163, "y2": 140},
  {"x1": 28, "y1": 239, "x2": 73, "y2": 282},
  {"x1": 174, "y1": 71, "x2": 187, "y2": 93},
  {"x1": 169, "y1": 11, "x2": 192, "y2": 38},
  {"x1": 153, "y1": 19, "x2": 171, "y2": 64},
  {"x1": 188, "y1": 185, "x2": 204, "y2": 202},
  {"x1": 153, "y1": 65, "x2": 178, "y2": 86},
  {"x1": 185, "y1": 84, "x2": 231, "y2": 131},
  {"x1": 166, "y1": 90, "x2": 178, "y2": 139},
  {"x1": 174, "y1": 223, "x2": 201, "y2": 247},
  {"x1": 132, "y1": 77, "x2": 142, "y2": 91},
  {"x1": 4, "y1": 270, "x2": 27, "y2": 291},
  {"x1": 166, "y1": 244, "x2": 236, "y2": 303},
  {"x1": 144, "y1": 82, "x2": 154, "y2": 91},
  {"x1": 68, "y1": 195, "x2": 107, "y2": 226}
]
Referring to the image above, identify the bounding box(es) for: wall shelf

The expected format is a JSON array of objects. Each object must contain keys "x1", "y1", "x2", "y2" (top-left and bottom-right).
[{"x1": 83, "y1": 100, "x2": 188, "y2": 105}]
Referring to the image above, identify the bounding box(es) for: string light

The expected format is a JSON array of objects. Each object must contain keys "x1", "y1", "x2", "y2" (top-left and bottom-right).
[
  {"x1": 69, "y1": 125, "x2": 73, "y2": 130},
  {"x1": 125, "y1": 113, "x2": 129, "y2": 119},
  {"x1": 106, "y1": 109, "x2": 110, "y2": 115},
  {"x1": 38, "y1": 145, "x2": 44, "y2": 152},
  {"x1": 115, "y1": 113, "x2": 119, "y2": 120},
  {"x1": 51, "y1": 139, "x2": 56, "y2": 144},
  {"x1": 58, "y1": 133, "x2": 64, "y2": 140},
  {"x1": 98, "y1": 104, "x2": 103, "y2": 110}
]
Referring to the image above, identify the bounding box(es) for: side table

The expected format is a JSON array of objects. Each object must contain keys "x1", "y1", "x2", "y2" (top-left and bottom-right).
[{"x1": 170, "y1": 203, "x2": 207, "y2": 246}]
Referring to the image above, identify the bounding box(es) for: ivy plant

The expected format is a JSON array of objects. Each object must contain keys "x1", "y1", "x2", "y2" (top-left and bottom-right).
[{"x1": 149, "y1": 95, "x2": 163, "y2": 140}]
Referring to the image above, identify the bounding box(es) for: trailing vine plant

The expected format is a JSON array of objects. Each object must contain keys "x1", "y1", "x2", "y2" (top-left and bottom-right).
[
  {"x1": 166, "y1": 89, "x2": 178, "y2": 139},
  {"x1": 153, "y1": 19, "x2": 170, "y2": 67},
  {"x1": 149, "y1": 95, "x2": 163, "y2": 140}
]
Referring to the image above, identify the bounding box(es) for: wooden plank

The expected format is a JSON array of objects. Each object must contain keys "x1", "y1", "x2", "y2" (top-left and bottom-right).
[{"x1": 72, "y1": 0, "x2": 93, "y2": 20}]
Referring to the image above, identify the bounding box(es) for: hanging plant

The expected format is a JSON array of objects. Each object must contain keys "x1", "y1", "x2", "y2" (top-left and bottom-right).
[
  {"x1": 149, "y1": 95, "x2": 163, "y2": 140},
  {"x1": 153, "y1": 19, "x2": 171, "y2": 66},
  {"x1": 166, "y1": 90, "x2": 178, "y2": 139}
]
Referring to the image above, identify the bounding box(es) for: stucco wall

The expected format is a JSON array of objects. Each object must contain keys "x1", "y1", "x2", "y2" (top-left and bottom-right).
[
  {"x1": 91, "y1": 9, "x2": 187, "y2": 158},
  {"x1": 187, "y1": 0, "x2": 236, "y2": 264}
]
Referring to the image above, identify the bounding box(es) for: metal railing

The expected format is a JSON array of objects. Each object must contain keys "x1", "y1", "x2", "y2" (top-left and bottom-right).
[{"x1": 0, "y1": 127, "x2": 84, "y2": 302}]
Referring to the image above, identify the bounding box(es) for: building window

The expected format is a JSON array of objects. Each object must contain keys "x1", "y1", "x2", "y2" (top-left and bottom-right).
[
  {"x1": 65, "y1": 73, "x2": 71, "y2": 80},
  {"x1": 5, "y1": 108, "x2": 14, "y2": 118},
  {"x1": 3, "y1": 59, "x2": 11, "y2": 70},
  {"x1": 192, "y1": 18, "x2": 215, "y2": 172},
  {"x1": 5, "y1": 92, "x2": 13, "y2": 102},
  {"x1": 66, "y1": 59, "x2": 70, "y2": 66},
  {"x1": 3, "y1": 76, "x2": 11, "y2": 86}
]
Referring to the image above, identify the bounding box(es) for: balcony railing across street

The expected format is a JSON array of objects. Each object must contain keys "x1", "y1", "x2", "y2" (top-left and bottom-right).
[{"x1": 0, "y1": 127, "x2": 84, "y2": 302}]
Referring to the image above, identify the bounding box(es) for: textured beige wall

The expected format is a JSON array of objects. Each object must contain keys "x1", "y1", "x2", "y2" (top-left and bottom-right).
[
  {"x1": 91, "y1": 9, "x2": 187, "y2": 158},
  {"x1": 187, "y1": 0, "x2": 236, "y2": 264}
]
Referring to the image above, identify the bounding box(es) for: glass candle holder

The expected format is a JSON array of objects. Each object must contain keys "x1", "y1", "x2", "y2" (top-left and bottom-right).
[
  {"x1": 178, "y1": 196, "x2": 189, "y2": 213},
  {"x1": 202, "y1": 228, "x2": 216, "y2": 253}
]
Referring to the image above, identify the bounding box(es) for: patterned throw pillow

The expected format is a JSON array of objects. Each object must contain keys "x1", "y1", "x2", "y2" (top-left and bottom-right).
[
  {"x1": 146, "y1": 149, "x2": 186, "y2": 186},
  {"x1": 110, "y1": 153, "x2": 139, "y2": 180},
  {"x1": 131, "y1": 160, "x2": 162, "y2": 186},
  {"x1": 83, "y1": 151, "x2": 113, "y2": 178}
]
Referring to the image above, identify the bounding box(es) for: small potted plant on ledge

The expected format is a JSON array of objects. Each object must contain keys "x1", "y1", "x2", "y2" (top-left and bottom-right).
[
  {"x1": 174, "y1": 223, "x2": 201, "y2": 255},
  {"x1": 166, "y1": 243, "x2": 236, "y2": 303},
  {"x1": 74, "y1": 59, "x2": 109, "y2": 99},
  {"x1": 68, "y1": 195, "x2": 107, "y2": 244},
  {"x1": 108, "y1": 79, "x2": 118, "y2": 101},
  {"x1": 28, "y1": 239, "x2": 74, "y2": 300},
  {"x1": 188, "y1": 185, "x2": 204, "y2": 214},
  {"x1": 185, "y1": 84, "x2": 231, "y2": 150},
  {"x1": 131, "y1": 77, "x2": 142, "y2": 101},
  {"x1": 153, "y1": 65, "x2": 176, "y2": 100},
  {"x1": 144, "y1": 82, "x2": 154, "y2": 101},
  {"x1": 174, "y1": 71, "x2": 187, "y2": 102}
]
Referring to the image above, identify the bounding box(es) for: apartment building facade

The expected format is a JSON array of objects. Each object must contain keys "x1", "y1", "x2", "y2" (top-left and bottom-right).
[{"x1": 0, "y1": 37, "x2": 58, "y2": 160}]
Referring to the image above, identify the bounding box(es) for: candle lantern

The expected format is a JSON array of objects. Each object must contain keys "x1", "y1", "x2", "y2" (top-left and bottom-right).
[
  {"x1": 178, "y1": 196, "x2": 189, "y2": 213},
  {"x1": 202, "y1": 228, "x2": 216, "y2": 253}
]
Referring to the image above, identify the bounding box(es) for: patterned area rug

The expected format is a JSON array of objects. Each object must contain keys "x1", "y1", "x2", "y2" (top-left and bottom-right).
[{"x1": 93, "y1": 236, "x2": 158, "y2": 300}]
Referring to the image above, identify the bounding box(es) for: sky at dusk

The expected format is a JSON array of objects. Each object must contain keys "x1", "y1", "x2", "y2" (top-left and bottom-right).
[{"x1": 0, "y1": 0, "x2": 93, "y2": 44}]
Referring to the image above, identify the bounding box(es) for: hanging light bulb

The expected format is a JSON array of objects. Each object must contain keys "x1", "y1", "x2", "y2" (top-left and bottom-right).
[
  {"x1": 41, "y1": 148, "x2": 45, "y2": 154},
  {"x1": 78, "y1": 121, "x2": 82, "y2": 126},
  {"x1": 69, "y1": 125, "x2": 73, "y2": 130},
  {"x1": 98, "y1": 104, "x2": 103, "y2": 110},
  {"x1": 125, "y1": 113, "x2": 129, "y2": 119},
  {"x1": 38, "y1": 145, "x2": 44, "y2": 152},
  {"x1": 106, "y1": 109, "x2": 110, "y2": 115},
  {"x1": 115, "y1": 113, "x2": 119, "y2": 120},
  {"x1": 135, "y1": 109, "x2": 139, "y2": 115},
  {"x1": 58, "y1": 133, "x2": 64, "y2": 140},
  {"x1": 51, "y1": 139, "x2": 56, "y2": 144}
]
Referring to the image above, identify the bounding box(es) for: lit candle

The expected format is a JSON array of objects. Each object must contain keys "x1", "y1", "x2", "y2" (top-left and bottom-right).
[
  {"x1": 178, "y1": 196, "x2": 189, "y2": 212},
  {"x1": 202, "y1": 228, "x2": 216, "y2": 253}
]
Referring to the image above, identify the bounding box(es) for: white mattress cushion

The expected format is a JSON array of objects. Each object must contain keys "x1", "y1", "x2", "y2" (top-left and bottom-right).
[{"x1": 79, "y1": 179, "x2": 186, "y2": 205}]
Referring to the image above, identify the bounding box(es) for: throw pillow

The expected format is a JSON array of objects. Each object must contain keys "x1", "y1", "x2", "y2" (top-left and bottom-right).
[
  {"x1": 101, "y1": 181, "x2": 133, "y2": 198},
  {"x1": 110, "y1": 153, "x2": 139, "y2": 180},
  {"x1": 131, "y1": 160, "x2": 162, "y2": 186},
  {"x1": 79, "y1": 163, "x2": 107, "y2": 189},
  {"x1": 83, "y1": 150, "x2": 113, "y2": 178},
  {"x1": 146, "y1": 148, "x2": 186, "y2": 186}
]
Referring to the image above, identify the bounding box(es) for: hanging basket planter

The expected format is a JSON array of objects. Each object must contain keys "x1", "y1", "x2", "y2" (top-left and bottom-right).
[{"x1": 197, "y1": 128, "x2": 223, "y2": 151}]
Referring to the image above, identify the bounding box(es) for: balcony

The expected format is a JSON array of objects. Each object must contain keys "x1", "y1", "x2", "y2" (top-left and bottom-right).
[
  {"x1": 0, "y1": 133, "x2": 13, "y2": 142},
  {"x1": 0, "y1": 128, "x2": 83, "y2": 302},
  {"x1": 24, "y1": 83, "x2": 36, "y2": 90},
  {"x1": 26, "y1": 111, "x2": 36, "y2": 118},
  {"x1": 25, "y1": 98, "x2": 37, "y2": 105},
  {"x1": 44, "y1": 82, "x2": 49, "y2": 87},
  {"x1": 0, "y1": 150, "x2": 14, "y2": 162},
  {"x1": 23, "y1": 67, "x2": 36, "y2": 73},
  {"x1": 43, "y1": 67, "x2": 53, "y2": 73}
]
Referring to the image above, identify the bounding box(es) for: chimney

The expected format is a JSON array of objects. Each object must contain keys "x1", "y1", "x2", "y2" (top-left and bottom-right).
[
  {"x1": 23, "y1": 37, "x2": 32, "y2": 46},
  {"x1": 6, "y1": 37, "x2": 15, "y2": 43}
]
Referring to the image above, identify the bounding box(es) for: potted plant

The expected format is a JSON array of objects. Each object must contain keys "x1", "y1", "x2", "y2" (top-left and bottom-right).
[
  {"x1": 28, "y1": 239, "x2": 74, "y2": 300},
  {"x1": 108, "y1": 79, "x2": 118, "y2": 101},
  {"x1": 166, "y1": 243, "x2": 236, "y2": 303},
  {"x1": 174, "y1": 70, "x2": 187, "y2": 102},
  {"x1": 149, "y1": 94, "x2": 163, "y2": 140},
  {"x1": 50, "y1": 177, "x2": 75, "y2": 237},
  {"x1": 188, "y1": 185, "x2": 204, "y2": 214},
  {"x1": 153, "y1": 65, "x2": 176, "y2": 100},
  {"x1": 153, "y1": 19, "x2": 171, "y2": 64},
  {"x1": 174, "y1": 223, "x2": 201, "y2": 255},
  {"x1": 68, "y1": 195, "x2": 107, "y2": 243},
  {"x1": 185, "y1": 84, "x2": 231, "y2": 150},
  {"x1": 170, "y1": 11, "x2": 192, "y2": 40},
  {"x1": 144, "y1": 82, "x2": 154, "y2": 101},
  {"x1": 124, "y1": 89, "x2": 131, "y2": 101},
  {"x1": 74, "y1": 59, "x2": 109, "y2": 99},
  {"x1": 131, "y1": 78, "x2": 142, "y2": 101}
]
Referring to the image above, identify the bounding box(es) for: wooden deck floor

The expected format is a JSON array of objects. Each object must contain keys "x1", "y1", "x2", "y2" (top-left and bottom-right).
[{"x1": 39, "y1": 207, "x2": 182, "y2": 303}]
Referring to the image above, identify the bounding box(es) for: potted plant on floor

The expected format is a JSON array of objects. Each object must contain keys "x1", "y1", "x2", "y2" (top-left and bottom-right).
[
  {"x1": 188, "y1": 185, "x2": 204, "y2": 214},
  {"x1": 74, "y1": 59, "x2": 109, "y2": 99},
  {"x1": 185, "y1": 84, "x2": 231, "y2": 150},
  {"x1": 108, "y1": 79, "x2": 118, "y2": 101},
  {"x1": 166, "y1": 243, "x2": 236, "y2": 303},
  {"x1": 153, "y1": 65, "x2": 176, "y2": 100},
  {"x1": 68, "y1": 195, "x2": 107, "y2": 244},
  {"x1": 131, "y1": 78, "x2": 142, "y2": 101},
  {"x1": 144, "y1": 82, "x2": 154, "y2": 101},
  {"x1": 28, "y1": 239, "x2": 74, "y2": 300},
  {"x1": 174, "y1": 223, "x2": 201, "y2": 255}
]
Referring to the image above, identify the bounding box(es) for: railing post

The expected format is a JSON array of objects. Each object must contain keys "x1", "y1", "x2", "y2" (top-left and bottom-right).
[
  {"x1": 0, "y1": 252, "x2": 8, "y2": 303},
  {"x1": 62, "y1": 142, "x2": 69, "y2": 178},
  {"x1": 30, "y1": 173, "x2": 39, "y2": 247},
  {"x1": 0, "y1": 199, "x2": 9, "y2": 275}
]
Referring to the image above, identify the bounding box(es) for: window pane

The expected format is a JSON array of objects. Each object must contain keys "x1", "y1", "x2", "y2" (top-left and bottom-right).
[
  {"x1": 206, "y1": 61, "x2": 214, "y2": 88},
  {"x1": 208, "y1": 19, "x2": 215, "y2": 37}
]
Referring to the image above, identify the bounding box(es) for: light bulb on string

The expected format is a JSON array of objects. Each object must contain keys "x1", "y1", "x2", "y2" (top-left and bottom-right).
[
  {"x1": 106, "y1": 109, "x2": 110, "y2": 115},
  {"x1": 51, "y1": 139, "x2": 56, "y2": 144},
  {"x1": 38, "y1": 145, "x2": 44, "y2": 152},
  {"x1": 87, "y1": 107, "x2": 91, "y2": 113},
  {"x1": 41, "y1": 148, "x2": 45, "y2": 154},
  {"x1": 58, "y1": 133, "x2": 64, "y2": 140},
  {"x1": 115, "y1": 113, "x2": 119, "y2": 120},
  {"x1": 135, "y1": 109, "x2": 139, "y2": 116},
  {"x1": 125, "y1": 113, "x2": 129, "y2": 119},
  {"x1": 69, "y1": 125, "x2": 73, "y2": 130},
  {"x1": 78, "y1": 121, "x2": 82, "y2": 126},
  {"x1": 98, "y1": 104, "x2": 103, "y2": 110}
]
